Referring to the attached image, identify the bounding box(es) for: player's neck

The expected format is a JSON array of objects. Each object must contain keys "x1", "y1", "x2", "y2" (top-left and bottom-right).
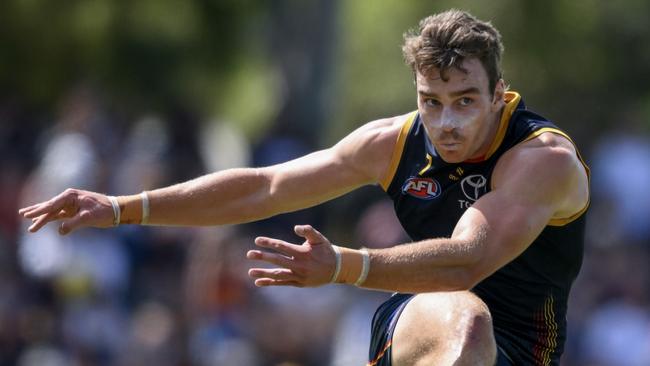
[{"x1": 467, "y1": 107, "x2": 504, "y2": 162}]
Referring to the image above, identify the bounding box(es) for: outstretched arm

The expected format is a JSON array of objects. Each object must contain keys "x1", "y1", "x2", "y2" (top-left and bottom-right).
[
  {"x1": 248, "y1": 132, "x2": 590, "y2": 291},
  {"x1": 19, "y1": 115, "x2": 406, "y2": 235}
]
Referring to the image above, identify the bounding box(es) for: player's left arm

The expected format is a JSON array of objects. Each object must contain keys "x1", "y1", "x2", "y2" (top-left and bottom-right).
[{"x1": 360, "y1": 133, "x2": 590, "y2": 292}]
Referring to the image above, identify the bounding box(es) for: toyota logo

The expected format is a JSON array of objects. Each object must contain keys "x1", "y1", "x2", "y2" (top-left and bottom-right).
[{"x1": 460, "y1": 174, "x2": 487, "y2": 201}]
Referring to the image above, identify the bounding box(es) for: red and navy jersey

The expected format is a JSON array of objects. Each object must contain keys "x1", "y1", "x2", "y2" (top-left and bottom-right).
[{"x1": 382, "y1": 91, "x2": 589, "y2": 365}]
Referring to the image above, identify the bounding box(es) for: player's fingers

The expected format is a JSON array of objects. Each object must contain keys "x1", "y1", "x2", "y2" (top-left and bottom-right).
[
  {"x1": 27, "y1": 211, "x2": 58, "y2": 233},
  {"x1": 246, "y1": 250, "x2": 294, "y2": 268},
  {"x1": 28, "y1": 207, "x2": 76, "y2": 231},
  {"x1": 18, "y1": 202, "x2": 43, "y2": 216},
  {"x1": 20, "y1": 193, "x2": 72, "y2": 219},
  {"x1": 248, "y1": 268, "x2": 300, "y2": 282},
  {"x1": 254, "y1": 237, "x2": 303, "y2": 256},
  {"x1": 19, "y1": 202, "x2": 52, "y2": 218},
  {"x1": 251, "y1": 278, "x2": 303, "y2": 288},
  {"x1": 58, "y1": 211, "x2": 91, "y2": 236},
  {"x1": 294, "y1": 225, "x2": 326, "y2": 245}
]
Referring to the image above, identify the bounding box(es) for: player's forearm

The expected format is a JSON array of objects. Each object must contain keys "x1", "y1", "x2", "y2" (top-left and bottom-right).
[
  {"x1": 367, "y1": 239, "x2": 481, "y2": 292},
  {"x1": 119, "y1": 168, "x2": 279, "y2": 226},
  {"x1": 342, "y1": 237, "x2": 486, "y2": 293}
]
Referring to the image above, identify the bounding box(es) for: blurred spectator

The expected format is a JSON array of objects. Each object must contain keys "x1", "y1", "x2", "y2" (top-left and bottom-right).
[
  {"x1": 589, "y1": 131, "x2": 650, "y2": 245},
  {"x1": 248, "y1": 123, "x2": 323, "y2": 242},
  {"x1": 330, "y1": 199, "x2": 408, "y2": 366},
  {"x1": 111, "y1": 115, "x2": 170, "y2": 196},
  {"x1": 580, "y1": 300, "x2": 650, "y2": 366},
  {"x1": 15, "y1": 86, "x2": 131, "y2": 365},
  {"x1": 198, "y1": 119, "x2": 251, "y2": 173},
  {"x1": 184, "y1": 228, "x2": 261, "y2": 366}
]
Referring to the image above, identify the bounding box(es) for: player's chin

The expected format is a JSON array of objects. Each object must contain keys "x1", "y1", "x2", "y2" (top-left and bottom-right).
[{"x1": 438, "y1": 151, "x2": 466, "y2": 164}]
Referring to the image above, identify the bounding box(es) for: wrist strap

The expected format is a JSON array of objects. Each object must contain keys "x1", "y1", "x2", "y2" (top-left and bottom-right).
[
  {"x1": 330, "y1": 246, "x2": 369, "y2": 286},
  {"x1": 354, "y1": 248, "x2": 370, "y2": 287},
  {"x1": 116, "y1": 193, "x2": 145, "y2": 224},
  {"x1": 330, "y1": 246, "x2": 342, "y2": 283},
  {"x1": 141, "y1": 191, "x2": 150, "y2": 225},
  {"x1": 107, "y1": 196, "x2": 120, "y2": 226}
]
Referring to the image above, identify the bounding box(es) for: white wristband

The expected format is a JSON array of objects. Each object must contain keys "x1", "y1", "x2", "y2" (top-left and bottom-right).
[
  {"x1": 330, "y1": 246, "x2": 342, "y2": 283},
  {"x1": 107, "y1": 196, "x2": 120, "y2": 226},
  {"x1": 140, "y1": 191, "x2": 150, "y2": 225},
  {"x1": 354, "y1": 248, "x2": 370, "y2": 286}
]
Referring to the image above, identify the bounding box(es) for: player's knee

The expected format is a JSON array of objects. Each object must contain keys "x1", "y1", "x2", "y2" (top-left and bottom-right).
[
  {"x1": 392, "y1": 292, "x2": 496, "y2": 366},
  {"x1": 454, "y1": 307, "x2": 496, "y2": 365}
]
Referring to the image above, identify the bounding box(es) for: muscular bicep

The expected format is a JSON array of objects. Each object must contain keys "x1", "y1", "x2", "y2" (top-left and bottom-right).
[
  {"x1": 259, "y1": 149, "x2": 371, "y2": 213},
  {"x1": 259, "y1": 116, "x2": 404, "y2": 214},
  {"x1": 451, "y1": 139, "x2": 588, "y2": 285},
  {"x1": 452, "y1": 190, "x2": 554, "y2": 284}
]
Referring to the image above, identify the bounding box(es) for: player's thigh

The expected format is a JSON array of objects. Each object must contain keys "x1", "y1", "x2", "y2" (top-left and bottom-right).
[{"x1": 391, "y1": 291, "x2": 496, "y2": 365}]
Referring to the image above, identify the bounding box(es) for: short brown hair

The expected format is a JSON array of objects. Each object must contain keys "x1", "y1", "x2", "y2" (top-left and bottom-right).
[{"x1": 402, "y1": 9, "x2": 504, "y2": 93}]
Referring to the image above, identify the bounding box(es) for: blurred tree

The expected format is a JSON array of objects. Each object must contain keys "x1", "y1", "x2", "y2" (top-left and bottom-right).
[
  {"x1": 1, "y1": 0, "x2": 649, "y2": 145},
  {"x1": 331, "y1": 0, "x2": 650, "y2": 148},
  {"x1": 0, "y1": 0, "x2": 270, "y2": 115}
]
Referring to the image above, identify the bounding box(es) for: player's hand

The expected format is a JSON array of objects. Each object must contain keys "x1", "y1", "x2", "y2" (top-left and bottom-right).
[
  {"x1": 18, "y1": 188, "x2": 115, "y2": 235},
  {"x1": 246, "y1": 224, "x2": 337, "y2": 287}
]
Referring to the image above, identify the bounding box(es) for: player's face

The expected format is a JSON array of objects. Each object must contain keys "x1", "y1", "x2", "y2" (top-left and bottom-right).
[{"x1": 416, "y1": 58, "x2": 504, "y2": 163}]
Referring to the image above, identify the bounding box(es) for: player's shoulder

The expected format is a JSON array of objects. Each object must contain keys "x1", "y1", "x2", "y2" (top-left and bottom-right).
[
  {"x1": 337, "y1": 111, "x2": 415, "y2": 151},
  {"x1": 354, "y1": 111, "x2": 414, "y2": 141},
  {"x1": 512, "y1": 130, "x2": 581, "y2": 170},
  {"x1": 495, "y1": 130, "x2": 589, "y2": 214},
  {"x1": 335, "y1": 111, "x2": 416, "y2": 183},
  {"x1": 521, "y1": 129, "x2": 575, "y2": 151}
]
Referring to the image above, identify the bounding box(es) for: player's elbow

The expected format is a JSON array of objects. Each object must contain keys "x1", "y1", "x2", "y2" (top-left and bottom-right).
[
  {"x1": 449, "y1": 227, "x2": 490, "y2": 290},
  {"x1": 437, "y1": 251, "x2": 488, "y2": 291},
  {"x1": 446, "y1": 265, "x2": 485, "y2": 291}
]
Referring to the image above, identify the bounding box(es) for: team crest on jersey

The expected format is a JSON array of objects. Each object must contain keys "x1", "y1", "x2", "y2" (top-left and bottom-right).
[{"x1": 401, "y1": 177, "x2": 441, "y2": 200}]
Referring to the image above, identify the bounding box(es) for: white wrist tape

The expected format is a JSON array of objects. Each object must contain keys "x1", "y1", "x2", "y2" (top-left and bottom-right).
[
  {"x1": 354, "y1": 248, "x2": 370, "y2": 286},
  {"x1": 330, "y1": 246, "x2": 342, "y2": 283},
  {"x1": 140, "y1": 191, "x2": 150, "y2": 225},
  {"x1": 107, "y1": 196, "x2": 120, "y2": 226}
]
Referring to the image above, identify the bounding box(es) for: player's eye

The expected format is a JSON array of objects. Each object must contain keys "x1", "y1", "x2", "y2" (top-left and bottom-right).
[
  {"x1": 424, "y1": 98, "x2": 441, "y2": 107},
  {"x1": 458, "y1": 97, "x2": 473, "y2": 106}
]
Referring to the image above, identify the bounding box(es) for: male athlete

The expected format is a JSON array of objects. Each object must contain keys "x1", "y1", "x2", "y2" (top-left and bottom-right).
[{"x1": 20, "y1": 10, "x2": 589, "y2": 365}]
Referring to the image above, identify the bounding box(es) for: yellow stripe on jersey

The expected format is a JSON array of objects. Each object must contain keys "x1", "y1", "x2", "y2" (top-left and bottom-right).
[
  {"x1": 380, "y1": 111, "x2": 418, "y2": 191},
  {"x1": 482, "y1": 91, "x2": 522, "y2": 160},
  {"x1": 522, "y1": 127, "x2": 591, "y2": 226},
  {"x1": 541, "y1": 295, "x2": 558, "y2": 365},
  {"x1": 418, "y1": 154, "x2": 433, "y2": 176}
]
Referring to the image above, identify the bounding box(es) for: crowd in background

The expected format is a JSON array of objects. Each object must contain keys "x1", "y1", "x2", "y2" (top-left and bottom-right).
[{"x1": 1, "y1": 84, "x2": 649, "y2": 366}]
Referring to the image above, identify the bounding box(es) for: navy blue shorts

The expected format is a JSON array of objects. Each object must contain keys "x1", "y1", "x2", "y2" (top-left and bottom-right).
[{"x1": 367, "y1": 293, "x2": 515, "y2": 366}]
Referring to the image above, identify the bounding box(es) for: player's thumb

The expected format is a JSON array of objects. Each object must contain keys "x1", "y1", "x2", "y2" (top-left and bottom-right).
[
  {"x1": 294, "y1": 225, "x2": 326, "y2": 245},
  {"x1": 58, "y1": 211, "x2": 90, "y2": 235}
]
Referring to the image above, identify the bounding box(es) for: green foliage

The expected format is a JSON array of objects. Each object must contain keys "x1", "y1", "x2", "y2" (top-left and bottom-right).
[
  {"x1": 333, "y1": 0, "x2": 650, "y2": 146},
  {"x1": 0, "y1": 0, "x2": 269, "y2": 112},
  {"x1": 1, "y1": 0, "x2": 648, "y2": 143}
]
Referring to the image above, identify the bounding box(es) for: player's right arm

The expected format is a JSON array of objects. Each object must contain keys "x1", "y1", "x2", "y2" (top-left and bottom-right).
[{"x1": 19, "y1": 114, "x2": 408, "y2": 235}]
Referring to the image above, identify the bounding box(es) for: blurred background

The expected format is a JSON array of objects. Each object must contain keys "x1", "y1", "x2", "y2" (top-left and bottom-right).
[{"x1": 1, "y1": 0, "x2": 649, "y2": 365}]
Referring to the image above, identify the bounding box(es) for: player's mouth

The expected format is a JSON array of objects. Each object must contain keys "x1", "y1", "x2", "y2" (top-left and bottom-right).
[{"x1": 439, "y1": 141, "x2": 461, "y2": 151}]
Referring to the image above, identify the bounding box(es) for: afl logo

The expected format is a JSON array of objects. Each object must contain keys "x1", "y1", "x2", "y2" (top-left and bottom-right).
[
  {"x1": 460, "y1": 174, "x2": 487, "y2": 201},
  {"x1": 401, "y1": 177, "x2": 441, "y2": 200}
]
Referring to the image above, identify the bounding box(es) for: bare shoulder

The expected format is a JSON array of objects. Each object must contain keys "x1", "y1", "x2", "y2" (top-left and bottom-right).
[
  {"x1": 334, "y1": 112, "x2": 414, "y2": 184},
  {"x1": 493, "y1": 131, "x2": 589, "y2": 219},
  {"x1": 337, "y1": 112, "x2": 409, "y2": 147}
]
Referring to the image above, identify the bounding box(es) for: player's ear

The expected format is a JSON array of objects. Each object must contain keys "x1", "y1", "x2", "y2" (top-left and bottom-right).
[{"x1": 491, "y1": 79, "x2": 506, "y2": 112}]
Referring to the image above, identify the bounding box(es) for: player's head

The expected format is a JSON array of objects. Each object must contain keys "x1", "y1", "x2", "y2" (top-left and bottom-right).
[
  {"x1": 402, "y1": 10, "x2": 507, "y2": 163},
  {"x1": 402, "y1": 9, "x2": 504, "y2": 95}
]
